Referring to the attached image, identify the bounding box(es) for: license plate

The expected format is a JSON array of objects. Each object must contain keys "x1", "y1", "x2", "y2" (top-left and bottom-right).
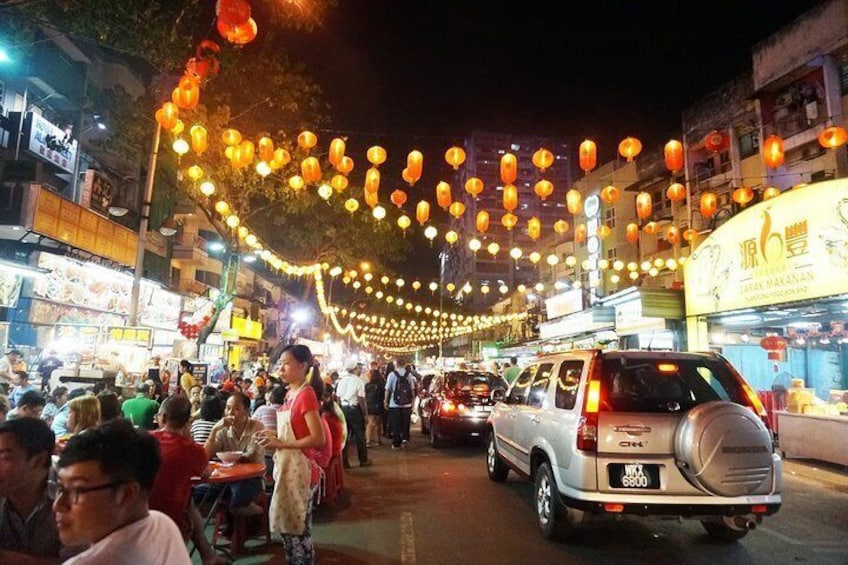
[{"x1": 608, "y1": 463, "x2": 660, "y2": 489}]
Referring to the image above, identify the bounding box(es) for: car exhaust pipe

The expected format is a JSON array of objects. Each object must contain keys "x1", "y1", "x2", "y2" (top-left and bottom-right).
[{"x1": 730, "y1": 516, "x2": 756, "y2": 531}]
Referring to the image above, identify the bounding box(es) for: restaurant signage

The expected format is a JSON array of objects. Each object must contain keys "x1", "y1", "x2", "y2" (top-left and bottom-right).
[
  {"x1": 685, "y1": 179, "x2": 848, "y2": 316},
  {"x1": 23, "y1": 113, "x2": 78, "y2": 173},
  {"x1": 105, "y1": 326, "x2": 154, "y2": 348}
]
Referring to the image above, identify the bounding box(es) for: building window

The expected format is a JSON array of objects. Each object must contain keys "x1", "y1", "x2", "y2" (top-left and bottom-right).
[
  {"x1": 738, "y1": 131, "x2": 759, "y2": 158},
  {"x1": 607, "y1": 247, "x2": 617, "y2": 260},
  {"x1": 195, "y1": 270, "x2": 221, "y2": 288}
]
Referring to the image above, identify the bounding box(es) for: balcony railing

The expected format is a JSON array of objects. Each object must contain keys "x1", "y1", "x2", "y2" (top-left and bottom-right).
[{"x1": 763, "y1": 101, "x2": 827, "y2": 139}]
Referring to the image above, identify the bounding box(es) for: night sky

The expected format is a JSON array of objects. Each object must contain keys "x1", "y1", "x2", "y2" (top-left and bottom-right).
[
  {"x1": 276, "y1": 0, "x2": 825, "y2": 279},
  {"x1": 283, "y1": 0, "x2": 824, "y2": 147}
]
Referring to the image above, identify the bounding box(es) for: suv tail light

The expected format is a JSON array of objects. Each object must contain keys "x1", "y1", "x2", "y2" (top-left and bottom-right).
[{"x1": 577, "y1": 363, "x2": 602, "y2": 452}]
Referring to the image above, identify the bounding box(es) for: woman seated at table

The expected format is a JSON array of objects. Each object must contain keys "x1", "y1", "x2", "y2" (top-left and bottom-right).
[{"x1": 204, "y1": 391, "x2": 265, "y2": 516}]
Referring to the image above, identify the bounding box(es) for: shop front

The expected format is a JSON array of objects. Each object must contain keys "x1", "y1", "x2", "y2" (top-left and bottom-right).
[
  {"x1": 536, "y1": 306, "x2": 616, "y2": 352},
  {"x1": 224, "y1": 314, "x2": 263, "y2": 371},
  {"x1": 684, "y1": 178, "x2": 848, "y2": 465},
  {"x1": 598, "y1": 286, "x2": 686, "y2": 351}
]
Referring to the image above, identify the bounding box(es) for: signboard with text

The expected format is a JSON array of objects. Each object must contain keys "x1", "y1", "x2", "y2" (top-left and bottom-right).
[
  {"x1": 105, "y1": 326, "x2": 154, "y2": 348},
  {"x1": 685, "y1": 179, "x2": 848, "y2": 316}
]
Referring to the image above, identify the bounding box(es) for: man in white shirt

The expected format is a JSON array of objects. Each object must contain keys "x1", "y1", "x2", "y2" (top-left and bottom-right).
[
  {"x1": 334, "y1": 359, "x2": 370, "y2": 468},
  {"x1": 53, "y1": 419, "x2": 191, "y2": 565},
  {"x1": 0, "y1": 350, "x2": 22, "y2": 393}
]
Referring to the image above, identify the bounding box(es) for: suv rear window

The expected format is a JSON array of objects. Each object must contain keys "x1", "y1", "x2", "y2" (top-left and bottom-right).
[
  {"x1": 445, "y1": 372, "x2": 504, "y2": 394},
  {"x1": 599, "y1": 357, "x2": 747, "y2": 413}
]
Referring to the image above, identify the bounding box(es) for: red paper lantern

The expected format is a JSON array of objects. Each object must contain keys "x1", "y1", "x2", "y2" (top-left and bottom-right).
[
  {"x1": 666, "y1": 182, "x2": 686, "y2": 202},
  {"x1": 704, "y1": 130, "x2": 729, "y2": 153},
  {"x1": 665, "y1": 225, "x2": 680, "y2": 245},
  {"x1": 465, "y1": 177, "x2": 484, "y2": 198},
  {"x1": 818, "y1": 126, "x2": 848, "y2": 149},
  {"x1": 760, "y1": 335, "x2": 788, "y2": 351},
  {"x1": 732, "y1": 185, "x2": 754, "y2": 206},
  {"x1": 600, "y1": 185, "x2": 620, "y2": 204},
  {"x1": 390, "y1": 189, "x2": 408, "y2": 208},
  {"x1": 534, "y1": 179, "x2": 554, "y2": 201},
  {"x1": 625, "y1": 223, "x2": 640, "y2": 244},
  {"x1": 436, "y1": 181, "x2": 452, "y2": 210},
  {"x1": 217, "y1": 0, "x2": 251, "y2": 26},
  {"x1": 700, "y1": 192, "x2": 718, "y2": 218},
  {"x1": 618, "y1": 136, "x2": 642, "y2": 162},
  {"x1": 636, "y1": 192, "x2": 652, "y2": 220},
  {"x1": 500, "y1": 153, "x2": 518, "y2": 184},
  {"x1": 476, "y1": 211, "x2": 490, "y2": 233},
  {"x1": 171, "y1": 75, "x2": 200, "y2": 109},
  {"x1": 566, "y1": 189, "x2": 582, "y2": 215},
  {"x1": 503, "y1": 184, "x2": 518, "y2": 212}
]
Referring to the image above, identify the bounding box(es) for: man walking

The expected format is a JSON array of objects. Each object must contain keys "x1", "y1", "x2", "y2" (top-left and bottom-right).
[
  {"x1": 384, "y1": 357, "x2": 417, "y2": 450},
  {"x1": 503, "y1": 357, "x2": 521, "y2": 385},
  {"x1": 335, "y1": 359, "x2": 370, "y2": 467}
]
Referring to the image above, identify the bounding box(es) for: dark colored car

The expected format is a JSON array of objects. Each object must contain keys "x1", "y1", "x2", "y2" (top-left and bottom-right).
[{"x1": 419, "y1": 370, "x2": 508, "y2": 447}]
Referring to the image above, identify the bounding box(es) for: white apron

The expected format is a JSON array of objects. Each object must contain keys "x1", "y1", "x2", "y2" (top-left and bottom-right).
[{"x1": 269, "y1": 388, "x2": 313, "y2": 535}]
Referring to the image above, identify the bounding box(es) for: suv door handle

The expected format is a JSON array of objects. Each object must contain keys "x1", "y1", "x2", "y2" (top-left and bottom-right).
[{"x1": 612, "y1": 425, "x2": 652, "y2": 434}]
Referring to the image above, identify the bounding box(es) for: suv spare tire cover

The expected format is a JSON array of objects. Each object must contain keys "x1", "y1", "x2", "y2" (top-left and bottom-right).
[{"x1": 674, "y1": 401, "x2": 773, "y2": 497}]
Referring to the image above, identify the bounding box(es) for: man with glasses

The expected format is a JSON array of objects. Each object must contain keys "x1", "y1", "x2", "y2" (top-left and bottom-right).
[
  {"x1": 53, "y1": 419, "x2": 191, "y2": 564},
  {"x1": 0, "y1": 417, "x2": 80, "y2": 562}
]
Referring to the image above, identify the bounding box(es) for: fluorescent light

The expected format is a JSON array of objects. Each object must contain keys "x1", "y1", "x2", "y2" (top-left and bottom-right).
[
  {"x1": 0, "y1": 258, "x2": 48, "y2": 278},
  {"x1": 716, "y1": 313, "x2": 761, "y2": 325}
]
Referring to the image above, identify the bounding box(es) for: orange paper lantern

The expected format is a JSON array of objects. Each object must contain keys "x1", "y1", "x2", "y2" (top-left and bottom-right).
[
  {"x1": 448, "y1": 201, "x2": 466, "y2": 219},
  {"x1": 297, "y1": 130, "x2": 317, "y2": 151},
  {"x1": 217, "y1": 0, "x2": 251, "y2": 26},
  {"x1": 818, "y1": 126, "x2": 848, "y2": 149},
  {"x1": 171, "y1": 75, "x2": 200, "y2": 109},
  {"x1": 390, "y1": 189, "x2": 408, "y2": 208},
  {"x1": 762, "y1": 186, "x2": 781, "y2": 200},
  {"x1": 683, "y1": 228, "x2": 697, "y2": 242},
  {"x1": 574, "y1": 224, "x2": 587, "y2": 244},
  {"x1": 600, "y1": 185, "x2": 620, "y2": 204},
  {"x1": 445, "y1": 146, "x2": 466, "y2": 169},
  {"x1": 501, "y1": 213, "x2": 518, "y2": 230},
  {"x1": 227, "y1": 17, "x2": 258, "y2": 45},
  {"x1": 643, "y1": 221, "x2": 659, "y2": 235},
  {"x1": 416, "y1": 200, "x2": 430, "y2": 225},
  {"x1": 155, "y1": 102, "x2": 179, "y2": 131},
  {"x1": 503, "y1": 184, "x2": 518, "y2": 212},
  {"x1": 732, "y1": 185, "x2": 754, "y2": 206},
  {"x1": 189, "y1": 125, "x2": 207, "y2": 156},
  {"x1": 500, "y1": 153, "x2": 518, "y2": 184},
  {"x1": 328, "y1": 138, "x2": 346, "y2": 166},
  {"x1": 337, "y1": 155, "x2": 354, "y2": 175},
  {"x1": 367, "y1": 146, "x2": 387, "y2": 167},
  {"x1": 664, "y1": 139, "x2": 684, "y2": 172},
  {"x1": 578, "y1": 139, "x2": 597, "y2": 173},
  {"x1": 598, "y1": 225, "x2": 611, "y2": 239},
  {"x1": 635, "y1": 192, "x2": 653, "y2": 219},
  {"x1": 534, "y1": 179, "x2": 554, "y2": 201},
  {"x1": 364, "y1": 190, "x2": 379, "y2": 208},
  {"x1": 406, "y1": 151, "x2": 423, "y2": 184},
  {"x1": 476, "y1": 211, "x2": 490, "y2": 233},
  {"x1": 331, "y1": 175, "x2": 349, "y2": 192},
  {"x1": 436, "y1": 181, "x2": 452, "y2": 210},
  {"x1": 553, "y1": 219, "x2": 570, "y2": 235},
  {"x1": 762, "y1": 135, "x2": 785, "y2": 168},
  {"x1": 566, "y1": 189, "x2": 582, "y2": 215},
  {"x1": 532, "y1": 147, "x2": 554, "y2": 172},
  {"x1": 257, "y1": 136, "x2": 274, "y2": 162},
  {"x1": 625, "y1": 223, "x2": 640, "y2": 244},
  {"x1": 465, "y1": 177, "x2": 484, "y2": 198},
  {"x1": 364, "y1": 167, "x2": 381, "y2": 194},
  {"x1": 665, "y1": 225, "x2": 680, "y2": 245},
  {"x1": 666, "y1": 182, "x2": 686, "y2": 202},
  {"x1": 300, "y1": 156, "x2": 321, "y2": 183},
  {"x1": 700, "y1": 192, "x2": 718, "y2": 218},
  {"x1": 221, "y1": 128, "x2": 242, "y2": 146},
  {"x1": 527, "y1": 217, "x2": 541, "y2": 241},
  {"x1": 618, "y1": 136, "x2": 642, "y2": 162}
]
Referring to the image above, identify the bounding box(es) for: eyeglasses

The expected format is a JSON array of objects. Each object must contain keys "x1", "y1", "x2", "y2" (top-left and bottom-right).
[{"x1": 48, "y1": 480, "x2": 127, "y2": 504}]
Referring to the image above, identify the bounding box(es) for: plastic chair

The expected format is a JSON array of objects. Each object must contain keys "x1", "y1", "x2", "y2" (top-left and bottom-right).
[
  {"x1": 213, "y1": 490, "x2": 271, "y2": 555},
  {"x1": 317, "y1": 454, "x2": 344, "y2": 507}
]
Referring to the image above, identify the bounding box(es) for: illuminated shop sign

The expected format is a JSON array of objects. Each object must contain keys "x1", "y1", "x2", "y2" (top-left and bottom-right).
[
  {"x1": 685, "y1": 179, "x2": 848, "y2": 316},
  {"x1": 23, "y1": 113, "x2": 78, "y2": 173}
]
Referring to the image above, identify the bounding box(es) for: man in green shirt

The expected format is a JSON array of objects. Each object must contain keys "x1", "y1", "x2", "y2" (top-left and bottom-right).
[
  {"x1": 503, "y1": 357, "x2": 521, "y2": 385},
  {"x1": 121, "y1": 382, "x2": 160, "y2": 430}
]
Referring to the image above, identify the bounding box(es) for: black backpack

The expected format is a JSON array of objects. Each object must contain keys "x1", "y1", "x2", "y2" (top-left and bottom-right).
[{"x1": 392, "y1": 372, "x2": 414, "y2": 405}]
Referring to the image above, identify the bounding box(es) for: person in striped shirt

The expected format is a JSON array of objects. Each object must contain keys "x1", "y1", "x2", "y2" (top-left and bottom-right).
[{"x1": 190, "y1": 397, "x2": 223, "y2": 445}]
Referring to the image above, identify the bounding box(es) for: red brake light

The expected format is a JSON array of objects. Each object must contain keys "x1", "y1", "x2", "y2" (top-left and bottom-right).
[
  {"x1": 442, "y1": 400, "x2": 456, "y2": 412},
  {"x1": 604, "y1": 503, "x2": 624, "y2": 513},
  {"x1": 751, "y1": 504, "x2": 768, "y2": 514},
  {"x1": 577, "y1": 362, "x2": 602, "y2": 452}
]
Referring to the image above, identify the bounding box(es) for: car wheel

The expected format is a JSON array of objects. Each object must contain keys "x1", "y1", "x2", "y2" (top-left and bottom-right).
[
  {"x1": 535, "y1": 461, "x2": 562, "y2": 540},
  {"x1": 486, "y1": 433, "x2": 509, "y2": 482},
  {"x1": 430, "y1": 421, "x2": 443, "y2": 448},
  {"x1": 701, "y1": 520, "x2": 750, "y2": 542}
]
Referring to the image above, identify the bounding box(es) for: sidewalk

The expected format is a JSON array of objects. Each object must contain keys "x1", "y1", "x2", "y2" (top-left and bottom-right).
[{"x1": 782, "y1": 457, "x2": 848, "y2": 493}]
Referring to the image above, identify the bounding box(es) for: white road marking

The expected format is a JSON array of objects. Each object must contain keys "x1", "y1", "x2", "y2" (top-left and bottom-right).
[{"x1": 400, "y1": 511, "x2": 416, "y2": 564}]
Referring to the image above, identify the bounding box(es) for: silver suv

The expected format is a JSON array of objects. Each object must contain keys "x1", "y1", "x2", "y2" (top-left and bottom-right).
[{"x1": 486, "y1": 349, "x2": 781, "y2": 542}]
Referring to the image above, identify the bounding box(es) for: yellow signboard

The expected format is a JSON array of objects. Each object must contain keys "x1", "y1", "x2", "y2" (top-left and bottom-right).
[
  {"x1": 684, "y1": 179, "x2": 848, "y2": 316},
  {"x1": 106, "y1": 326, "x2": 153, "y2": 348},
  {"x1": 31, "y1": 187, "x2": 138, "y2": 268},
  {"x1": 231, "y1": 316, "x2": 263, "y2": 340}
]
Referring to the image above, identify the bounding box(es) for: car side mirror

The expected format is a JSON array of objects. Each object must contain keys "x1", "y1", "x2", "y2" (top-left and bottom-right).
[{"x1": 491, "y1": 388, "x2": 506, "y2": 403}]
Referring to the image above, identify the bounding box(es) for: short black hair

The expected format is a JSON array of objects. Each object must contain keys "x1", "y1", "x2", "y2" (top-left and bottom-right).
[
  {"x1": 96, "y1": 391, "x2": 121, "y2": 422},
  {"x1": 200, "y1": 397, "x2": 224, "y2": 421},
  {"x1": 7, "y1": 350, "x2": 22, "y2": 357},
  {"x1": 17, "y1": 390, "x2": 45, "y2": 409},
  {"x1": 13, "y1": 370, "x2": 28, "y2": 381},
  {"x1": 67, "y1": 388, "x2": 88, "y2": 401},
  {"x1": 179, "y1": 359, "x2": 192, "y2": 372},
  {"x1": 510, "y1": 356, "x2": 518, "y2": 364},
  {"x1": 58, "y1": 419, "x2": 160, "y2": 491},
  {"x1": 269, "y1": 385, "x2": 286, "y2": 405},
  {"x1": 51, "y1": 386, "x2": 69, "y2": 403},
  {"x1": 229, "y1": 391, "x2": 250, "y2": 410},
  {"x1": 0, "y1": 417, "x2": 54, "y2": 468},
  {"x1": 160, "y1": 395, "x2": 191, "y2": 428}
]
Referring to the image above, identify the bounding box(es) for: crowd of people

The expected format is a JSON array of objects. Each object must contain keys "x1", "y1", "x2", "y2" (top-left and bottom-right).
[{"x1": 0, "y1": 345, "x2": 427, "y2": 565}]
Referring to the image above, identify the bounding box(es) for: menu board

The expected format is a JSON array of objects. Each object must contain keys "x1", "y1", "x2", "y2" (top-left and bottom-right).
[
  {"x1": 190, "y1": 362, "x2": 209, "y2": 386},
  {"x1": 105, "y1": 326, "x2": 154, "y2": 348},
  {"x1": 31, "y1": 187, "x2": 138, "y2": 267}
]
